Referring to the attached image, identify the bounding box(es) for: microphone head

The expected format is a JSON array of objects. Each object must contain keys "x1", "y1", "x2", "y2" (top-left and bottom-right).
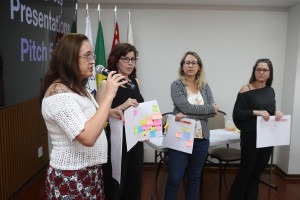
[
  {"x1": 95, "y1": 65, "x2": 105, "y2": 74},
  {"x1": 128, "y1": 83, "x2": 136, "y2": 90}
]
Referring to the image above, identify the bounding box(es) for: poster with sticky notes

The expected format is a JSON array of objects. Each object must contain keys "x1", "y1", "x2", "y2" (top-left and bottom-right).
[
  {"x1": 163, "y1": 114, "x2": 195, "y2": 154},
  {"x1": 124, "y1": 100, "x2": 163, "y2": 151}
]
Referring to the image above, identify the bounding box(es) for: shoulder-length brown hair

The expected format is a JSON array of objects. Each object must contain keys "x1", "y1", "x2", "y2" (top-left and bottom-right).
[
  {"x1": 40, "y1": 33, "x2": 89, "y2": 101},
  {"x1": 249, "y1": 58, "x2": 273, "y2": 86},
  {"x1": 107, "y1": 43, "x2": 138, "y2": 79},
  {"x1": 178, "y1": 51, "x2": 207, "y2": 89}
]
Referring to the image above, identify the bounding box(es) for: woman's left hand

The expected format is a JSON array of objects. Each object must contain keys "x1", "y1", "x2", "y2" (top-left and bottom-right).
[
  {"x1": 175, "y1": 112, "x2": 187, "y2": 121},
  {"x1": 275, "y1": 110, "x2": 283, "y2": 121},
  {"x1": 109, "y1": 108, "x2": 124, "y2": 121}
]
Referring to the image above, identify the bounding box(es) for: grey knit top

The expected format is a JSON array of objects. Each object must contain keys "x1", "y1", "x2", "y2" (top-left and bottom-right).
[{"x1": 170, "y1": 80, "x2": 216, "y2": 139}]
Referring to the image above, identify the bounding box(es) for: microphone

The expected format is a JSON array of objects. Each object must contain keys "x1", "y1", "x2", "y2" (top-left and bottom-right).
[{"x1": 95, "y1": 65, "x2": 136, "y2": 90}]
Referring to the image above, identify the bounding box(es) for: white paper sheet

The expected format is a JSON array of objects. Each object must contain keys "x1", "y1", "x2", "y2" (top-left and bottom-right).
[
  {"x1": 256, "y1": 115, "x2": 291, "y2": 148},
  {"x1": 124, "y1": 100, "x2": 163, "y2": 151},
  {"x1": 209, "y1": 129, "x2": 240, "y2": 146},
  {"x1": 147, "y1": 129, "x2": 240, "y2": 151},
  {"x1": 162, "y1": 114, "x2": 196, "y2": 154},
  {"x1": 109, "y1": 116, "x2": 123, "y2": 184}
]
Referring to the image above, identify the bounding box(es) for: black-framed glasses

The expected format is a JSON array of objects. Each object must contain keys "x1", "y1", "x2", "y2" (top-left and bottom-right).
[
  {"x1": 255, "y1": 68, "x2": 270, "y2": 73},
  {"x1": 79, "y1": 53, "x2": 96, "y2": 63},
  {"x1": 120, "y1": 57, "x2": 138, "y2": 64},
  {"x1": 184, "y1": 61, "x2": 198, "y2": 66}
]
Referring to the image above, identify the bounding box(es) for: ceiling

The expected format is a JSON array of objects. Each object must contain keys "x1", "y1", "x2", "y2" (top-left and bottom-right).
[{"x1": 77, "y1": 0, "x2": 300, "y2": 8}]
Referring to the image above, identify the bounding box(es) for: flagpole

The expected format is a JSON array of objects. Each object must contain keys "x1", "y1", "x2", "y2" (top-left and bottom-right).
[
  {"x1": 127, "y1": 9, "x2": 134, "y2": 45},
  {"x1": 111, "y1": 5, "x2": 120, "y2": 51},
  {"x1": 114, "y1": 5, "x2": 117, "y2": 26},
  {"x1": 74, "y1": 3, "x2": 77, "y2": 21},
  {"x1": 98, "y1": 4, "x2": 101, "y2": 22},
  {"x1": 128, "y1": 9, "x2": 131, "y2": 23},
  {"x1": 86, "y1": 3, "x2": 88, "y2": 17}
]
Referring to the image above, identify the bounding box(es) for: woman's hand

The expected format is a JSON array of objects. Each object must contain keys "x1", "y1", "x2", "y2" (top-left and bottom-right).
[
  {"x1": 213, "y1": 103, "x2": 219, "y2": 114},
  {"x1": 105, "y1": 71, "x2": 127, "y2": 99},
  {"x1": 254, "y1": 110, "x2": 270, "y2": 121},
  {"x1": 109, "y1": 108, "x2": 123, "y2": 120},
  {"x1": 275, "y1": 110, "x2": 283, "y2": 121},
  {"x1": 116, "y1": 98, "x2": 139, "y2": 111},
  {"x1": 124, "y1": 98, "x2": 139, "y2": 108},
  {"x1": 175, "y1": 112, "x2": 187, "y2": 121}
]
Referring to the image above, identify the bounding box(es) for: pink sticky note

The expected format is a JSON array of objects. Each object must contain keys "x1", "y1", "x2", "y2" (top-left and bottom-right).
[
  {"x1": 153, "y1": 119, "x2": 161, "y2": 126},
  {"x1": 152, "y1": 112, "x2": 162, "y2": 120},
  {"x1": 146, "y1": 118, "x2": 153, "y2": 125},
  {"x1": 176, "y1": 132, "x2": 182, "y2": 138},
  {"x1": 133, "y1": 109, "x2": 138, "y2": 116},
  {"x1": 186, "y1": 140, "x2": 193, "y2": 147}
]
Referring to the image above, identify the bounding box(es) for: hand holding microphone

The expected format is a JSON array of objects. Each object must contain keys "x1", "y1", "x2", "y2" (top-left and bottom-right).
[
  {"x1": 96, "y1": 65, "x2": 136, "y2": 90},
  {"x1": 105, "y1": 71, "x2": 128, "y2": 99}
]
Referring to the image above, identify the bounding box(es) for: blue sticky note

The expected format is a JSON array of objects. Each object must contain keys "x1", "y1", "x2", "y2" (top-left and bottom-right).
[
  {"x1": 182, "y1": 132, "x2": 190, "y2": 140},
  {"x1": 150, "y1": 130, "x2": 157, "y2": 138}
]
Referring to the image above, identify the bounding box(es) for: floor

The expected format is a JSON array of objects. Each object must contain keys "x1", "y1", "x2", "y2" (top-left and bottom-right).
[{"x1": 13, "y1": 165, "x2": 300, "y2": 200}]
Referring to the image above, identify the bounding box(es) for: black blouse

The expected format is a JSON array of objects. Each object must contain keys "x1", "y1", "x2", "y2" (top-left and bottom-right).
[{"x1": 232, "y1": 86, "x2": 276, "y2": 134}]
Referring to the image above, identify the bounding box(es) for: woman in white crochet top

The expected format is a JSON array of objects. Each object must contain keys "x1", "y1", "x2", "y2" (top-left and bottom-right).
[{"x1": 40, "y1": 33, "x2": 127, "y2": 199}]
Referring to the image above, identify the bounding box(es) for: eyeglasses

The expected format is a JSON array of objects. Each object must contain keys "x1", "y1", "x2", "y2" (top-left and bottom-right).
[
  {"x1": 120, "y1": 57, "x2": 138, "y2": 64},
  {"x1": 79, "y1": 53, "x2": 96, "y2": 63},
  {"x1": 184, "y1": 61, "x2": 198, "y2": 66},
  {"x1": 255, "y1": 68, "x2": 270, "y2": 73}
]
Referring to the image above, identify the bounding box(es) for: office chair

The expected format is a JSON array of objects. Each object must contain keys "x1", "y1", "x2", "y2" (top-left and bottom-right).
[
  {"x1": 162, "y1": 112, "x2": 172, "y2": 133},
  {"x1": 153, "y1": 112, "x2": 171, "y2": 199},
  {"x1": 207, "y1": 111, "x2": 241, "y2": 192}
]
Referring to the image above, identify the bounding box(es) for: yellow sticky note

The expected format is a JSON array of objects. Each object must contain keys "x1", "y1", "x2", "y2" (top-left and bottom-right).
[
  {"x1": 164, "y1": 121, "x2": 170, "y2": 129},
  {"x1": 152, "y1": 105, "x2": 159, "y2": 112}
]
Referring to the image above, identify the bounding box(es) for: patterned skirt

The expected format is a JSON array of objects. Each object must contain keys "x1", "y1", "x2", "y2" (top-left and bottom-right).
[{"x1": 45, "y1": 164, "x2": 105, "y2": 200}]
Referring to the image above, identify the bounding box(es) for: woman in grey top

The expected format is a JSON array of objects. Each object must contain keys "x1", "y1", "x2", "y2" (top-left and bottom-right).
[{"x1": 164, "y1": 51, "x2": 219, "y2": 200}]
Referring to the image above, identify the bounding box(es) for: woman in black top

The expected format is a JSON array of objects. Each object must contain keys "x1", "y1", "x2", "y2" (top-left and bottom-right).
[
  {"x1": 228, "y1": 58, "x2": 283, "y2": 200},
  {"x1": 96, "y1": 43, "x2": 144, "y2": 200}
]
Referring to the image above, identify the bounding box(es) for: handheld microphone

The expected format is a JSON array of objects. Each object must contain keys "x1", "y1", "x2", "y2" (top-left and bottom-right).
[{"x1": 95, "y1": 65, "x2": 136, "y2": 90}]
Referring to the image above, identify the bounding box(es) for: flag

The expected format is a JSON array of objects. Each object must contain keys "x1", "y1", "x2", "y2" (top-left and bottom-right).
[
  {"x1": 70, "y1": 19, "x2": 77, "y2": 33},
  {"x1": 95, "y1": 20, "x2": 106, "y2": 88},
  {"x1": 111, "y1": 21, "x2": 120, "y2": 51},
  {"x1": 85, "y1": 15, "x2": 93, "y2": 45},
  {"x1": 85, "y1": 7, "x2": 97, "y2": 96},
  {"x1": 127, "y1": 10, "x2": 134, "y2": 45},
  {"x1": 70, "y1": 4, "x2": 77, "y2": 33},
  {"x1": 70, "y1": 13, "x2": 77, "y2": 33}
]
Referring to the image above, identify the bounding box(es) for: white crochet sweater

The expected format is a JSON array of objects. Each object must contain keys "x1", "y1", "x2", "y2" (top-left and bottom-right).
[{"x1": 41, "y1": 93, "x2": 107, "y2": 170}]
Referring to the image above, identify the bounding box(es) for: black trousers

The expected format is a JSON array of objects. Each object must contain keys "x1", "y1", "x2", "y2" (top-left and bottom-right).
[
  {"x1": 228, "y1": 133, "x2": 273, "y2": 200},
  {"x1": 103, "y1": 127, "x2": 144, "y2": 200}
]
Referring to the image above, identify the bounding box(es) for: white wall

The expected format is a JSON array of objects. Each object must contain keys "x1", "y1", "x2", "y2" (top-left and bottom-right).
[
  {"x1": 76, "y1": 4, "x2": 296, "y2": 171},
  {"x1": 278, "y1": 3, "x2": 300, "y2": 174}
]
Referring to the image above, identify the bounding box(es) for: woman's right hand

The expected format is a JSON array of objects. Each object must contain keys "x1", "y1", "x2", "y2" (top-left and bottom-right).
[
  {"x1": 254, "y1": 110, "x2": 270, "y2": 121},
  {"x1": 105, "y1": 71, "x2": 127, "y2": 98},
  {"x1": 213, "y1": 103, "x2": 219, "y2": 114}
]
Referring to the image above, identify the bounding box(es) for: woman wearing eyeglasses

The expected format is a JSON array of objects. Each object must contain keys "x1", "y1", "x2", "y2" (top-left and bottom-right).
[
  {"x1": 96, "y1": 43, "x2": 144, "y2": 200},
  {"x1": 229, "y1": 58, "x2": 283, "y2": 200},
  {"x1": 164, "y1": 51, "x2": 219, "y2": 200},
  {"x1": 40, "y1": 34, "x2": 126, "y2": 199}
]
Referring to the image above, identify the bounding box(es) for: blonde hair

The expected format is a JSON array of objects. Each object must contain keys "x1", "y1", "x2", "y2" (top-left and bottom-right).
[{"x1": 178, "y1": 51, "x2": 207, "y2": 89}]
